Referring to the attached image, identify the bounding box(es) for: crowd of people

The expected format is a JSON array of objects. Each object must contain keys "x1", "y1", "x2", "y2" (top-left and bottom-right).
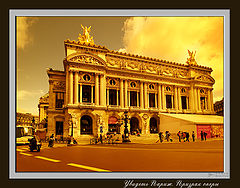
[{"x1": 156, "y1": 130, "x2": 208, "y2": 143}]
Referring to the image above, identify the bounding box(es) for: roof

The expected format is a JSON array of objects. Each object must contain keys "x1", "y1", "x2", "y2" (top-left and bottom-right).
[{"x1": 160, "y1": 113, "x2": 224, "y2": 125}]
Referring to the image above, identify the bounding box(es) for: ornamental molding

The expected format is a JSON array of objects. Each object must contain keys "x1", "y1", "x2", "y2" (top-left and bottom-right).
[
  {"x1": 53, "y1": 81, "x2": 66, "y2": 91},
  {"x1": 67, "y1": 53, "x2": 106, "y2": 66},
  {"x1": 106, "y1": 56, "x2": 189, "y2": 78},
  {"x1": 195, "y1": 74, "x2": 215, "y2": 83}
]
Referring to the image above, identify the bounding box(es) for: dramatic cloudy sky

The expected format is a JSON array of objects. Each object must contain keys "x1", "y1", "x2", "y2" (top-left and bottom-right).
[{"x1": 16, "y1": 16, "x2": 224, "y2": 115}]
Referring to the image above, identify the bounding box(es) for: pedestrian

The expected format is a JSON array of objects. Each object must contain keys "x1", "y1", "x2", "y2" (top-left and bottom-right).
[
  {"x1": 200, "y1": 131, "x2": 204, "y2": 141},
  {"x1": 99, "y1": 134, "x2": 103, "y2": 144},
  {"x1": 204, "y1": 132, "x2": 207, "y2": 141},
  {"x1": 182, "y1": 132, "x2": 186, "y2": 142},
  {"x1": 156, "y1": 132, "x2": 163, "y2": 143},
  {"x1": 186, "y1": 132, "x2": 190, "y2": 142},
  {"x1": 177, "y1": 131, "x2": 181, "y2": 142},
  {"x1": 165, "y1": 131, "x2": 170, "y2": 142},
  {"x1": 192, "y1": 131, "x2": 195, "y2": 142}
]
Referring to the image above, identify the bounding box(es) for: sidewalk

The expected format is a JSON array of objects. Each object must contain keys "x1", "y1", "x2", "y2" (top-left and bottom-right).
[{"x1": 40, "y1": 137, "x2": 224, "y2": 148}]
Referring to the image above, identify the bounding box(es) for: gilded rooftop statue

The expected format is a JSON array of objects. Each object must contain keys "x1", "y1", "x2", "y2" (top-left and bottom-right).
[
  {"x1": 78, "y1": 24, "x2": 94, "y2": 44},
  {"x1": 187, "y1": 50, "x2": 197, "y2": 65}
]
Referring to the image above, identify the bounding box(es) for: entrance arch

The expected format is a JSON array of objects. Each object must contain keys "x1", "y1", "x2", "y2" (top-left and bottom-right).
[
  {"x1": 150, "y1": 117, "x2": 158, "y2": 133},
  {"x1": 130, "y1": 117, "x2": 140, "y2": 135},
  {"x1": 108, "y1": 116, "x2": 120, "y2": 133},
  {"x1": 80, "y1": 115, "x2": 93, "y2": 135}
]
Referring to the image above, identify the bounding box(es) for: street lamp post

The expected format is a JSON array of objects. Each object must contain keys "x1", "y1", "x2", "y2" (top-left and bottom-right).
[{"x1": 119, "y1": 111, "x2": 131, "y2": 143}]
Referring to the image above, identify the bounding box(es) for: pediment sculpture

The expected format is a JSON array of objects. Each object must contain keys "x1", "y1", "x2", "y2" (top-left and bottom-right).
[
  {"x1": 78, "y1": 24, "x2": 94, "y2": 44},
  {"x1": 186, "y1": 50, "x2": 197, "y2": 65}
]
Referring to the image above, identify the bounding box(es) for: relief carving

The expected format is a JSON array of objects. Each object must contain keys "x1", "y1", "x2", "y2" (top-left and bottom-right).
[{"x1": 53, "y1": 81, "x2": 65, "y2": 91}]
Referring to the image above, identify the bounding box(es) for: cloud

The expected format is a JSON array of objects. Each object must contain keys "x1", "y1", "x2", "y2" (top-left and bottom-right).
[
  {"x1": 17, "y1": 89, "x2": 45, "y2": 101},
  {"x1": 17, "y1": 17, "x2": 38, "y2": 49},
  {"x1": 122, "y1": 17, "x2": 224, "y2": 102}
]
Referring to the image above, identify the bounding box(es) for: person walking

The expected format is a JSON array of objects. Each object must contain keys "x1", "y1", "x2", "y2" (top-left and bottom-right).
[
  {"x1": 204, "y1": 132, "x2": 207, "y2": 141},
  {"x1": 192, "y1": 131, "x2": 195, "y2": 142},
  {"x1": 182, "y1": 132, "x2": 186, "y2": 142},
  {"x1": 156, "y1": 132, "x2": 163, "y2": 143},
  {"x1": 177, "y1": 131, "x2": 181, "y2": 142},
  {"x1": 200, "y1": 131, "x2": 204, "y2": 141},
  {"x1": 186, "y1": 132, "x2": 190, "y2": 142}
]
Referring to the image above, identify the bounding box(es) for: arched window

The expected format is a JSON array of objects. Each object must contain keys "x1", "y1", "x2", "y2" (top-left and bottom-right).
[
  {"x1": 150, "y1": 117, "x2": 158, "y2": 133},
  {"x1": 130, "y1": 117, "x2": 140, "y2": 135},
  {"x1": 83, "y1": 74, "x2": 90, "y2": 81},
  {"x1": 109, "y1": 79, "x2": 116, "y2": 86},
  {"x1": 130, "y1": 82, "x2": 136, "y2": 88},
  {"x1": 80, "y1": 115, "x2": 93, "y2": 134},
  {"x1": 149, "y1": 84, "x2": 155, "y2": 90}
]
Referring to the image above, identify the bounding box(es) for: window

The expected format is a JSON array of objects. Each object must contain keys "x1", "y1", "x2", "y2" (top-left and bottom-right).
[
  {"x1": 166, "y1": 95, "x2": 172, "y2": 109},
  {"x1": 56, "y1": 121, "x2": 63, "y2": 135},
  {"x1": 110, "y1": 79, "x2": 116, "y2": 86},
  {"x1": 130, "y1": 91, "x2": 137, "y2": 106},
  {"x1": 200, "y1": 89, "x2": 205, "y2": 94},
  {"x1": 82, "y1": 85, "x2": 91, "y2": 103},
  {"x1": 109, "y1": 89, "x2": 117, "y2": 105},
  {"x1": 166, "y1": 86, "x2": 171, "y2": 92},
  {"x1": 200, "y1": 97, "x2": 206, "y2": 110},
  {"x1": 181, "y1": 96, "x2": 187, "y2": 109},
  {"x1": 83, "y1": 74, "x2": 90, "y2": 81},
  {"x1": 181, "y1": 88, "x2": 186, "y2": 93},
  {"x1": 149, "y1": 93, "x2": 156, "y2": 108},
  {"x1": 149, "y1": 84, "x2": 154, "y2": 90},
  {"x1": 130, "y1": 82, "x2": 136, "y2": 88},
  {"x1": 55, "y1": 92, "x2": 64, "y2": 109}
]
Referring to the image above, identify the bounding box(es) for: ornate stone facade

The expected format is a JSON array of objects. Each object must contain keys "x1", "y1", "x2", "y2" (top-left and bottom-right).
[{"x1": 42, "y1": 27, "x2": 223, "y2": 140}]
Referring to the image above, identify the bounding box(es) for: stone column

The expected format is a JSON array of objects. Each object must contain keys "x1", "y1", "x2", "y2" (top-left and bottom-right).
[
  {"x1": 140, "y1": 81, "x2": 144, "y2": 109},
  {"x1": 189, "y1": 83, "x2": 195, "y2": 112},
  {"x1": 65, "y1": 71, "x2": 69, "y2": 105},
  {"x1": 194, "y1": 88, "x2": 198, "y2": 112},
  {"x1": 174, "y1": 87, "x2": 178, "y2": 111},
  {"x1": 100, "y1": 74, "x2": 106, "y2": 106},
  {"x1": 161, "y1": 85, "x2": 166, "y2": 110},
  {"x1": 124, "y1": 80, "x2": 128, "y2": 108},
  {"x1": 155, "y1": 93, "x2": 157, "y2": 108},
  {"x1": 137, "y1": 92, "x2": 139, "y2": 107},
  {"x1": 207, "y1": 89, "x2": 211, "y2": 111},
  {"x1": 144, "y1": 82, "x2": 148, "y2": 108},
  {"x1": 95, "y1": 74, "x2": 99, "y2": 105},
  {"x1": 178, "y1": 87, "x2": 182, "y2": 111},
  {"x1": 74, "y1": 71, "x2": 79, "y2": 104},
  {"x1": 69, "y1": 71, "x2": 73, "y2": 104},
  {"x1": 91, "y1": 85, "x2": 94, "y2": 104},
  {"x1": 210, "y1": 89, "x2": 214, "y2": 112},
  {"x1": 158, "y1": 84, "x2": 162, "y2": 110},
  {"x1": 79, "y1": 83, "x2": 82, "y2": 103},
  {"x1": 120, "y1": 79, "x2": 124, "y2": 108},
  {"x1": 117, "y1": 90, "x2": 119, "y2": 106},
  {"x1": 128, "y1": 91, "x2": 130, "y2": 106},
  {"x1": 197, "y1": 88, "x2": 201, "y2": 111},
  {"x1": 107, "y1": 89, "x2": 109, "y2": 106}
]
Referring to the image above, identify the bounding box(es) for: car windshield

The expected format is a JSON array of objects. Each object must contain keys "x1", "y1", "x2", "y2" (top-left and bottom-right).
[{"x1": 16, "y1": 127, "x2": 34, "y2": 138}]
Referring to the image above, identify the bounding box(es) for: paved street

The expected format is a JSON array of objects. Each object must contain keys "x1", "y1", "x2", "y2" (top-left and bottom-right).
[{"x1": 16, "y1": 140, "x2": 223, "y2": 172}]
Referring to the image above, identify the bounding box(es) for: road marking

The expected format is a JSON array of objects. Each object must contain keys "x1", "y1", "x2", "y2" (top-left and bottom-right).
[
  {"x1": 16, "y1": 149, "x2": 26, "y2": 152},
  {"x1": 34, "y1": 156, "x2": 61, "y2": 163},
  {"x1": 19, "y1": 152, "x2": 33, "y2": 156},
  {"x1": 67, "y1": 163, "x2": 111, "y2": 172}
]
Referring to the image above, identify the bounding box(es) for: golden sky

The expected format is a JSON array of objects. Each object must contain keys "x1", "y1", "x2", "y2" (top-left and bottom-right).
[{"x1": 16, "y1": 16, "x2": 224, "y2": 115}]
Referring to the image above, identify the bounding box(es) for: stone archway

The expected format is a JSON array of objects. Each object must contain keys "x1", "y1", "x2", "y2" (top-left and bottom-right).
[
  {"x1": 150, "y1": 117, "x2": 158, "y2": 133},
  {"x1": 108, "y1": 116, "x2": 120, "y2": 133},
  {"x1": 80, "y1": 115, "x2": 93, "y2": 135},
  {"x1": 130, "y1": 117, "x2": 140, "y2": 135}
]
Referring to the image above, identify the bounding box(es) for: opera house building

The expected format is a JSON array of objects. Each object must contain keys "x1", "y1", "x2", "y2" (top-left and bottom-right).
[{"x1": 39, "y1": 26, "x2": 224, "y2": 142}]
